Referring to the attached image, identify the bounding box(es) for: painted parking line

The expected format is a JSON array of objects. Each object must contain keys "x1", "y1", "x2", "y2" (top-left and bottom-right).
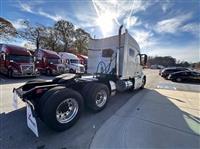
[{"x1": 157, "y1": 82, "x2": 200, "y2": 92}]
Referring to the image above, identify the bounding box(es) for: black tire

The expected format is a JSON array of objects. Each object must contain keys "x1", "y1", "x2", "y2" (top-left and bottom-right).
[
  {"x1": 41, "y1": 88, "x2": 83, "y2": 131},
  {"x1": 140, "y1": 76, "x2": 146, "y2": 89},
  {"x1": 82, "y1": 82, "x2": 110, "y2": 112},
  {"x1": 7, "y1": 69, "x2": 13, "y2": 78},
  {"x1": 38, "y1": 86, "x2": 66, "y2": 120}
]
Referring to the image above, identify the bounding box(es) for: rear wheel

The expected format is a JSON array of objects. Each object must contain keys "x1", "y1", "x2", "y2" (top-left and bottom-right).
[
  {"x1": 82, "y1": 83, "x2": 110, "y2": 112},
  {"x1": 40, "y1": 88, "x2": 83, "y2": 131},
  {"x1": 38, "y1": 86, "x2": 65, "y2": 120}
]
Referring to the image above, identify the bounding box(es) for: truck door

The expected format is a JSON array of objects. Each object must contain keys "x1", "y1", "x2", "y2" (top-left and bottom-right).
[
  {"x1": 35, "y1": 50, "x2": 44, "y2": 72},
  {"x1": 136, "y1": 54, "x2": 142, "y2": 76},
  {"x1": 127, "y1": 48, "x2": 137, "y2": 77}
]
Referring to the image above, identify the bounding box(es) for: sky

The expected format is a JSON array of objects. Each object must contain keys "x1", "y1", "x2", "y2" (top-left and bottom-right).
[{"x1": 1, "y1": 0, "x2": 200, "y2": 62}]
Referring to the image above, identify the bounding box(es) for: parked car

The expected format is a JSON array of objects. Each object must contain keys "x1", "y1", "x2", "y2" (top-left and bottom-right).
[
  {"x1": 59, "y1": 52, "x2": 85, "y2": 73},
  {"x1": 150, "y1": 64, "x2": 164, "y2": 69},
  {"x1": 0, "y1": 44, "x2": 39, "y2": 78},
  {"x1": 168, "y1": 70, "x2": 200, "y2": 82},
  {"x1": 34, "y1": 49, "x2": 67, "y2": 75},
  {"x1": 160, "y1": 67, "x2": 189, "y2": 79}
]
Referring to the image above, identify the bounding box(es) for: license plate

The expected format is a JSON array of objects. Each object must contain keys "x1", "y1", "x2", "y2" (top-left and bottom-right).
[{"x1": 26, "y1": 103, "x2": 39, "y2": 137}]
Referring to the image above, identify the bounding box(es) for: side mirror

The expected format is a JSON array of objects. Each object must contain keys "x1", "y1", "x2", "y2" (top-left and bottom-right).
[{"x1": 140, "y1": 54, "x2": 147, "y2": 66}]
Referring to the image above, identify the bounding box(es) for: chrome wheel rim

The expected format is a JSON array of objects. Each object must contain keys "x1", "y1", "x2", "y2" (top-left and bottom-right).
[
  {"x1": 95, "y1": 90, "x2": 107, "y2": 107},
  {"x1": 56, "y1": 98, "x2": 79, "y2": 123}
]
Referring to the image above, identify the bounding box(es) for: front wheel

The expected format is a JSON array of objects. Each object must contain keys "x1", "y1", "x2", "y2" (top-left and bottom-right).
[
  {"x1": 41, "y1": 88, "x2": 83, "y2": 131},
  {"x1": 140, "y1": 77, "x2": 146, "y2": 89}
]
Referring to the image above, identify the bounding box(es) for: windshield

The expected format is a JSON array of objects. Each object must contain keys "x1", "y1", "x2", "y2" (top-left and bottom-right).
[
  {"x1": 8, "y1": 55, "x2": 33, "y2": 63},
  {"x1": 70, "y1": 59, "x2": 80, "y2": 64},
  {"x1": 47, "y1": 58, "x2": 61, "y2": 64}
]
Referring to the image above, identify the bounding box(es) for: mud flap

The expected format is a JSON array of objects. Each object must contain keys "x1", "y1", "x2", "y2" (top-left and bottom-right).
[{"x1": 26, "y1": 102, "x2": 39, "y2": 137}]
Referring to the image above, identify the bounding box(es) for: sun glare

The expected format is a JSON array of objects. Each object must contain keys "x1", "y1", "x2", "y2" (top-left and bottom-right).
[{"x1": 96, "y1": 11, "x2": 117, "y2": 37}]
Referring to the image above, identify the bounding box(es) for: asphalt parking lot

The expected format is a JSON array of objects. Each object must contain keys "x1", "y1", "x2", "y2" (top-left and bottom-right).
[{"x1": 0, "y1": 69, "x2": 200, "y2": 149}]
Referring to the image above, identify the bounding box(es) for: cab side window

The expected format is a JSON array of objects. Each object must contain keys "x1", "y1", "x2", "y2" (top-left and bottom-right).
[
  {"x1": 191, "y1": 72, "x2": 200, "y2": 76},
  {"x1": 129, "y1": 48, "x2": 135, "y2": 57},
  {"x1": 36, "y1": 51, "x2": 42, "y2": 61},
  {"x1": 102, "y1": 49, "x2": 114, "y2": 58}
]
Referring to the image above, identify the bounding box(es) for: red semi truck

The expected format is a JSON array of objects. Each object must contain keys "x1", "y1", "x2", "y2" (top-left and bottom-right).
[
  {"x1": 77, "y1": 54, "x2": 88, "y2": 72},
  {"x1": 34, "y1": 49, "x2": 67, "y2": 75},
  {"x1": 0, "y1": 44, "x2": 39, "y2": 78}
]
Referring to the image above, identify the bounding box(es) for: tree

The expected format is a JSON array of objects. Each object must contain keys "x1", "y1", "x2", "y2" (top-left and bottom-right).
[
  {"x1": 0, "y1": 17, "x2": 17, "y2": 39},
  {"x1": 74, "y1": 28, "x2": 91, "y2": 54},
  {"x1": 40, "y1": 27, "x2": 61, "y2": 51},
  {"x1": 24, "y1": 42, "x2": 35, "y2": 50},
  {"x1": 54, "y1": 20, "x2": 75, "y2": 52},
  {"x1": 148, "y1": 56, "x2": 176, "y2": 67},
  {"x1": 176, "y1": 61, "x2": 190, "y2": 67},
  {"x1": 193, "y1": 62, "x2": 200, "y2": 70},
  {"x1": 19, "y1": 21, "x2": 45, "y2": 49}
]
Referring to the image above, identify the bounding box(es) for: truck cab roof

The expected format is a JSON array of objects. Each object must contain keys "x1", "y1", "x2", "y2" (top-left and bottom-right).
[
  {"x1": 77, "y1": 54, "x2": 88, "y2": 60},
  {"x1": 1, "y1": 44, "x2": 32, "y2": 56},
  {"x1": 59, "y1": 52, "x2": 79, "y2": 60},
  {"x1": 37, "y1": 49, "x2": 61, "y2": 59}
]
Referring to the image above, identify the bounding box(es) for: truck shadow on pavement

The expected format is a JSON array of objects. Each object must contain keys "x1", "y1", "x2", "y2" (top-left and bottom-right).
[{"x1": 1, "y1": 89, "x2": 199, "y2": 149}]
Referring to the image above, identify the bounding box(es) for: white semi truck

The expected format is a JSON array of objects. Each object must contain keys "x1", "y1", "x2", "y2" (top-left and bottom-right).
[
  {"x1": 59, "y1": 52, "x2": 85, "y2": 74},
  {"x1": 13, "y1": 26, "x2": 147, "y2": 136}
]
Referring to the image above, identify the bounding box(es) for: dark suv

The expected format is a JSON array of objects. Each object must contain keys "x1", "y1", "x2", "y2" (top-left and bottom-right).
[
  {"x1": 168, "y1": 70, "x2": 200, "y2": 82},
  {"x1": 160, "y1": 67, "x2": 189, "y2": 79}
]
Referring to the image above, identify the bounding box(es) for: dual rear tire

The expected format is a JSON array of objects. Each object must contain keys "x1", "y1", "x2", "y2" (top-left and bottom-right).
[
  {"x1": 39, "y1": 82, "x2": 110, "y2": 131},
  {"x1": 39, "y1": 88, "x2": 83, "y2": 131},
  {"x1": 82, "y1": 83, "x2": 110, "y2": 112}
]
